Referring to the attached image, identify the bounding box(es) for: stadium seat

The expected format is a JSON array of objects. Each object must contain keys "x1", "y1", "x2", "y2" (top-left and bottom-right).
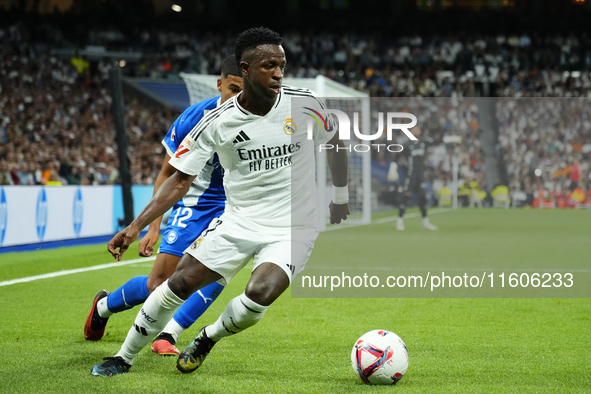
[
  {"x1": 438, "y1": 186, "x2": 452, "y2": 207},
  {"x1": 491, "y1": 185, "x2": 510, "y2": 209},
  {"x1": 492, "y1": 194, "x2": 510, "y2": 209}
]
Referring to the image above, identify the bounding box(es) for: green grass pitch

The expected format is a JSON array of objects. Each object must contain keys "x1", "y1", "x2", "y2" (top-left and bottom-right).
[{"x1": 0, "y1": 209, "x2": 589, "y2": 393}]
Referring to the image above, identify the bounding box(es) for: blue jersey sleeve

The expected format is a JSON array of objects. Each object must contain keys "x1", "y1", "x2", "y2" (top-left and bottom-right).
[{"x1": 162, "y1": 96, "x2": 220, "y2": 157}]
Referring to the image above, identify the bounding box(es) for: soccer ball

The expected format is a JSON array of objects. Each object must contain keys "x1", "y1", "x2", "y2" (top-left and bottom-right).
[{"x1": 351, "y1": 330, "x2": 409, "y2": 385}]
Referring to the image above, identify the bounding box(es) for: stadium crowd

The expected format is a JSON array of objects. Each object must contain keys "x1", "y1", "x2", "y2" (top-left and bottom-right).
[
  {"x1": 106, "y1": 29, "x2": 591, "y2": 99},
  {"x1": 0, "y1": 23, "x2": 178, "y2": 186},
  {"x1": 30, "y1": 13, "x2": 591, "y2": 98},
  {"x1": 498, "y1": 99, "x2": 591, "y2": 208},
  {"x1": 1, "y1": 19, "x2": 590, "y2": 209}
]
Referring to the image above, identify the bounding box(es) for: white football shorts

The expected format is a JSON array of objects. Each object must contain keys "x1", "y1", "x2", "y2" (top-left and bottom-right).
[{"x1": 184, "y1": 210, "x2": 318, "y2": 285}]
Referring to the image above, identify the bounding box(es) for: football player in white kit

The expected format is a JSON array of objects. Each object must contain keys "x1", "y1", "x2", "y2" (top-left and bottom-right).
[{"x1": 92, "y1": 27, "x2": 350, "y2": 377}]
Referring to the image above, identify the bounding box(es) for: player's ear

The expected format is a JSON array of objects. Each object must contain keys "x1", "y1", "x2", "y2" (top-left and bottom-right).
[
  {"x1": 240, "y1": 61, "x2": 249, "y2": 77},
  {"x1": 217, "y1": 78, "x2": 222, "y2": 93}
]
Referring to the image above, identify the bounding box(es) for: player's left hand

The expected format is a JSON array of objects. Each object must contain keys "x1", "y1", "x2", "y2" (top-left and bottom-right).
[{"x1": 329, "y1": 201, "x2": 350, "y2": 224}]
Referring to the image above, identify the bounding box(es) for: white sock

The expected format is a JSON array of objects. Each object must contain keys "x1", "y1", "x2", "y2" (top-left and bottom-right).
[
  {"x1": 96, "y1": 298, "x2": 113, "y2": 318},
  {"x1": 205, "y1": 293, "x2": 267, "y2": 342},
  {"x1": 160, "y1": 318, "x2": 185, "y2": 343},
  {"x1": 115, "y1": 280, "x2": 183, "y2": 364}
]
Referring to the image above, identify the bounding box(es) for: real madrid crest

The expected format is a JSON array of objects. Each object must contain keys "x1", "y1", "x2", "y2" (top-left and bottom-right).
[
  {"x1": 190, "y1": 236, "x2": 203, "y2": 249},
  {"x1": 284, "y1": 117, "x2": 297, "y2": 135}
]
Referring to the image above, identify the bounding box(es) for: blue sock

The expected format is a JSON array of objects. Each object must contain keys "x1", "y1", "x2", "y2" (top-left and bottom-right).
[
  {"x1": 173, "y1": 282, "x2": 225, "y2": 329},
  {"x1": 106, "y1": 275, "x2": 150, "y2": 313}
]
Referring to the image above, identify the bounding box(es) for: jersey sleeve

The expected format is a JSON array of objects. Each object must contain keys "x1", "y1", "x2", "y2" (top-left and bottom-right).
[
  {"x1": 161, "y1": 103, "x2": 210, "y2": 157},
  {"x1": 162, "y1": 115, "x2": 185, "y2": 157},
  {"x1": 168, "y1": 119, "x2": 217, "y2": 176}
]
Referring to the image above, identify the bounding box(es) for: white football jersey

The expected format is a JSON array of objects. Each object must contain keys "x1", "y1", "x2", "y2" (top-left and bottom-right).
[{"x1": 169, "y1": 85, "x2": 337, "y2": 228}]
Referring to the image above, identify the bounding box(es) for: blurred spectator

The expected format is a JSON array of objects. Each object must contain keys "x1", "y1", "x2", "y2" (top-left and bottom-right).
[
  {"x1": 66, "y1": 166, "x2": 81, "y2": 185},
  {"x1": 45, "y1": 172, "x2": 63, "y2": 186},
  {"x1": 0, "y1": 160, "x2": 17, "y2": 185},
  {"x1": 569, "y1": 158, "x2": 580, "y2": 191},
  {"x1": 17, "y1": 162, "x2": 42, "y2": 185},
  {"x1": 71, "y1": 52, "x2": 90, "y2": 74}
]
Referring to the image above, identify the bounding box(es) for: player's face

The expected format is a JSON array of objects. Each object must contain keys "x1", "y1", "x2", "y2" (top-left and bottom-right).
[
  {"x1": 242, "y1": 44, "x2": 286, "y2": 101},
  {"x1": 217, "y1": 74, "x2": 243, "y2": 103},
  {"x1": 411, "y1": 126, "x2": 422, "y2": 139}
]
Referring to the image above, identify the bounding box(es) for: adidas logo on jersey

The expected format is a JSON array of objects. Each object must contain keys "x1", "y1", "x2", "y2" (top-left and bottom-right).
[{"x1": 233, "y1": 130, "x2": 251, "y2": 144}]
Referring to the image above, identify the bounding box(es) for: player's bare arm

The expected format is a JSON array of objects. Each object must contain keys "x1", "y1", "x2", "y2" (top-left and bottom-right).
[
  {"x1": 107, "y1": 170, "x2": 195, "y2": 261},
  {"x1": 138, "y1": 153, "x2": 177, "y2": 257},
  {"x1": 326, "y1": 133, "x2": 350, "y2": 224}
]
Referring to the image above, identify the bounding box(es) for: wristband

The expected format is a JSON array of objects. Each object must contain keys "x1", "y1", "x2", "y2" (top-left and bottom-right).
[{"x1": 333, "y1": 185, "x2": 349, "y2": 205}]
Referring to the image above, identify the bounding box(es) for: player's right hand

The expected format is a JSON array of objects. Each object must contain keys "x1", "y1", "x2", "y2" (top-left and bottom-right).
[
  {"x1": 107, "y1": 225, "x2": 140, "y2": 261},
  {"x1": 139, "y1": 229, "x2": 159, "y2": 257}
]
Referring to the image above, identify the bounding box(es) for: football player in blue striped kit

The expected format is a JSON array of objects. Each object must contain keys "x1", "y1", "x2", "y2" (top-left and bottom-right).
[{"x1": 84, "y1": 55, "x2": 243, "y2": 356}]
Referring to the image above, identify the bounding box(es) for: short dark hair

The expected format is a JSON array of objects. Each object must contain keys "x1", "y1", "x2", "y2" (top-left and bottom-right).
[
  {"x1": 234, "y1": 27, "x2": 283, "y2": 68},
  {"x1": 221, "y1": 55, "x2": 241, "y2": 78}
]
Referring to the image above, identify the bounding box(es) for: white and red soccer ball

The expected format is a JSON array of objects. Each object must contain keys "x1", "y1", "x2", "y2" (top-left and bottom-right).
[{"x1": 351, "y1": 330, "x2": 409, "y2": 385}]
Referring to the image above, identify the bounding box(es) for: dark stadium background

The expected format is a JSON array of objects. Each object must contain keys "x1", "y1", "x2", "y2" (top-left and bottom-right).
[{"x1": 5, "y1": 0, "x2": 591, "y2": 30}]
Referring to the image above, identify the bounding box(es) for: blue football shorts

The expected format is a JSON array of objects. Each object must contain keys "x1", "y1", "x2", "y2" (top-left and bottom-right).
[{"x1": 158, "y1": 202, "x2": 226, "y2": 257}]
